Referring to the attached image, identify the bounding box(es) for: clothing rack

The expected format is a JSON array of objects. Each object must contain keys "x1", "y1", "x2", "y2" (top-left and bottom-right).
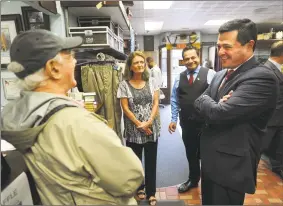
[
  {"x1": 75, "y1": 49, "x2": 126, "y2": 67},
  {"x1": 74, "y1": 47, "x2": 127, "y2": 61},
  {"x1": 76, "y1": 60, "x2": 117, "y2": 66},
  {"x1": 75, "y1": 56, "x2": 124, "y2": 92}
]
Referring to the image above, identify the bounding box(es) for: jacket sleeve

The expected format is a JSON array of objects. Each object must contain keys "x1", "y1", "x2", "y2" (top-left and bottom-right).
[
  {"x1": 202, "y1": 83, "x2": 212, "y2": 96},
  {"x1": 194, "y1": 70, "x2": 278, "y2": 124},
  {"x1": 202, "y1": 69, "x2": 217, "y2": 97},
  {"x1": 197, "y1": 72, "x2": 214, "y2": 99},
  {"x1": 74, "y1": 112, "x2": 144, "y2": 197}
]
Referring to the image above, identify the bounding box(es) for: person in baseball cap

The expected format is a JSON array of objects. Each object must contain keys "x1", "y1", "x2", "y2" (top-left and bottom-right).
[
  {"x1": 5, "y1": 29, "x2": 82, "y2": 93},
  {"x1": 10, "y1": 29, "x2": 83, "y2": 79},
  {"x1": 1, "y1": 29, "x2": 144, "y2": 205}
]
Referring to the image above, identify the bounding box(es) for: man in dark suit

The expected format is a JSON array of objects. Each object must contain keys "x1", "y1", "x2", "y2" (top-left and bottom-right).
[
  {"x1": 194, "y1": 19, "x2": 279, "y2": 205},
  {"x1": 261, "y1": 41, "x2": 283, "y2": 180}
]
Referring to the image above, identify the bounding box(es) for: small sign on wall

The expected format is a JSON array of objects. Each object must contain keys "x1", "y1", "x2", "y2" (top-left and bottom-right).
[{"x1": 2, "y1": 78, "x2": 21, "y2": 100}]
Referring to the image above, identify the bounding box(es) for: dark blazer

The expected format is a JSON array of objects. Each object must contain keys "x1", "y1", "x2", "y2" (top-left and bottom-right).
[
  {"x1": 194, "y1": 57, "x2": 279, "y2": 194},
  {"x1": 265, "y1": 60, "x2": 283, "y2": 126}
]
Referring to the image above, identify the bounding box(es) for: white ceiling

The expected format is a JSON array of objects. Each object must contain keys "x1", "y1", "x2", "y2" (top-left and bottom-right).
[
  {"x1": 68, "y1": 1, "x2": 283, "y2": 36},
  {"x1": 129, "y1": 1, "x2": 283, "y2": 35}
]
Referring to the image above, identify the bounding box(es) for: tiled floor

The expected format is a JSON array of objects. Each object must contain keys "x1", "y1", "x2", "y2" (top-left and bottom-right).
[{"x1": 155, "y1": 160, "x2": 283, "y2": 205}]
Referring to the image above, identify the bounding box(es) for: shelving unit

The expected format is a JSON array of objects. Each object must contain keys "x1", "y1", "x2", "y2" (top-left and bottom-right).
[
  {"x1": 61, "y1": 1, "x2": 133, "y2": 59},
  {"x1": 255, "y1": 39, "x2": 282, "y2": 64},
  {"x1": 256, "y1": 39, "x2": 282, "y2": 49},
  {"x1": 254, "y1": 23, "x2": 282, "y2": 64},
  {"x1": 74, "y1": 47, "x2": 127, "y2": 61},
  {"x1": 69, "y1": 26, "x2": 124, "y2": 53}
]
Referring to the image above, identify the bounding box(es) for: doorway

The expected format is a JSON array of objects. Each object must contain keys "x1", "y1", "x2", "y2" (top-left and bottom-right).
[
  {"x1": 158, "y1": 45, "x2": 171, "y2": 104},
  {"x1": 171, "y1": 49, "x2": 186, "y2": 91}
]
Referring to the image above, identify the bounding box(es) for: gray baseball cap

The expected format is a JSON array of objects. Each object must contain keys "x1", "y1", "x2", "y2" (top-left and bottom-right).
[{"x1": 10, "y1": 29, "x2": 83, "y2": 79}]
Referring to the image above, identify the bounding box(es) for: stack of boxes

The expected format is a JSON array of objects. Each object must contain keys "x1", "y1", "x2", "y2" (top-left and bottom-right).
[
  {"x1": 68, "y1": 92, "x2": 97, "y2": 113},
  {"x1": 83, "y1": 93, "x2": 97, "y2": 113}
]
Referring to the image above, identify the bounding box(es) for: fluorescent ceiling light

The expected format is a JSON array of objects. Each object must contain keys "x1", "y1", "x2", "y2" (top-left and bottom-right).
[
  {"x1": 204, "y1": 20, "x2": 229, "y2": 26},
  {"x1": 144, "y1": 1, "x2": 173, "y2": 9},
  {"x1": 145, "y1": 21, "x2": 164, "y2": 31}
]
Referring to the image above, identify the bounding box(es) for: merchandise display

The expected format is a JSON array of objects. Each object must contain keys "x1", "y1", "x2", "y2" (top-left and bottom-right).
[
  {"x1": 69, "y1": 26, "x2": 124, "y2": 53},
  {"x1": 257, "y1": 30, "x2": 283, "y2": 40},
  {"x1": 68, "y1": 92, "x2": 98, "y2": 113}
]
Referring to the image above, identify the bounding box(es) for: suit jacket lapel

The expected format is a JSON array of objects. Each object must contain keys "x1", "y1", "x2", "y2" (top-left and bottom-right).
[
  {"x1": 228, "y1": 56, "x2": 259, "y2": 80},
  {"x1": 211, "y1": 70, "x2": 226, "y2": 100},
  {"x1": 265, "y1": 60, "x2": 283, "y2": 82},
  {"x1": 217, "y1": 56, "x2": 259, "y2": 101}
]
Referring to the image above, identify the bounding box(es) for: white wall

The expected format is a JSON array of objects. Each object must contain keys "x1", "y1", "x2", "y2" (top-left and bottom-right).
[
  {"x1": 49, "y1": 1, "x2": 66, "y2": 37},
  {"x1": 202, "y1": 34, "x2": 218, "y2": 42},
  {"x1": 68, "y1": 12, "x2": 78, "y2": 27},
  {"x1": 136, "y1": 35, "x2": 160, "y2": 52},
  {"x1": 1, "y1": 1, "x2": 29, "y2": 106},
  {"x1": 1, "y1": 1, "x2": 29, "y2": 15},
  {"x1": 136, "y1": 35, "x2": 144, "y2": 51}
]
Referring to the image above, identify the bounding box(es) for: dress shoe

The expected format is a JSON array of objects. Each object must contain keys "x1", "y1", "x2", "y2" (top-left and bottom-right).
[
  {"x1": 178, "y1": 180, "x2": 198, "y2": 193},
  {"x1": 273, "y1": 169, "x2": 283, "y2": 180}
]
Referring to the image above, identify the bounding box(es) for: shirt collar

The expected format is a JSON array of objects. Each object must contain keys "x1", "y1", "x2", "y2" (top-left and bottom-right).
[
  {"x1": 268, "y1": 58, "x2": 282, "y2": 71},
  {"x1": 187, "y1": 65, "x2": 201, "y2": 75}
]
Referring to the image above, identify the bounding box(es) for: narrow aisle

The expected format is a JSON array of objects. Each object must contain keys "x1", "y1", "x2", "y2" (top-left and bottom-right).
[{"x1": 156, "y1": 105, "x2": 189, "y2": 188}]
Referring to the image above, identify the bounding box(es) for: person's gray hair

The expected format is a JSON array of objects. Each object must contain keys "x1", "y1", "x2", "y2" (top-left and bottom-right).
[
  {"x1": 7, "y1": 53, "x2": 63, "y2": 91},
  {"x1": 270, "y1": 41, "x2": 283, "y2": 57}
]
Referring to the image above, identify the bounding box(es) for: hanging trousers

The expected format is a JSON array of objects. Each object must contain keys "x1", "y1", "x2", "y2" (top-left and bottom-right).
[
  {"x1": 201, "y1": 170, "x2": 245, "y2": 205},
  {"x1": 126, "y1": 140, "x2": 158, "y2": 198},
  {"x1": 180, "y1": 120, "x2": 203, "y2": 183}
]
